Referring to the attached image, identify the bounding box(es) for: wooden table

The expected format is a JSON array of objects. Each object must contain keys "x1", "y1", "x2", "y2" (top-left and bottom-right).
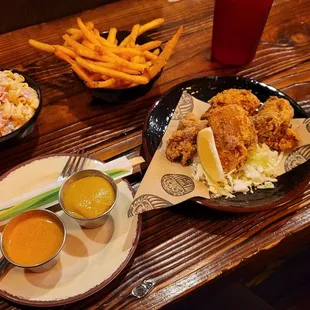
[{"x1": 0, "y1": 0, "x2": 310, "y2": 309}]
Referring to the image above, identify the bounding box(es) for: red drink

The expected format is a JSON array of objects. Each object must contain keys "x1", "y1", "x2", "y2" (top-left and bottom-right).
[{"x1": 211, "y1": 0, "x2": 274, "y2": 66}]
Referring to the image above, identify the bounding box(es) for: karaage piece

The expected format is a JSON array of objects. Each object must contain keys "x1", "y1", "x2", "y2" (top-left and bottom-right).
[
  {"x1": 201, "y1": 89, "x2": 260, "y2": 120},
  {"x1": 178, "y1": 112, "x2": 208, "y2": 130},
  {"x1": 253, "y1": 96, "x2": 299, "y2": 151},
  {"x1": 207, "y1": 104, "x2": 258, "y2": 173},
  {"x1": 166, "y1": 113, "x2": 208, "y2": 165},
  {"x1": 278, "y1": 128, "x2": 299, "y2": 151}
]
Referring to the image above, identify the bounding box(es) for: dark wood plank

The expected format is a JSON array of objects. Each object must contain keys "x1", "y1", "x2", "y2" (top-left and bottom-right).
[
  {"x1": 163, "y1": 226, "x2": 310, "y2": 310},
  {"x1": 0, "y1": 0, "x2": 310, "y2": 309},
  {"x1": 0, "y1": 0, "x2": 117, "y2": 34},
  {"x1": 1, "y1": 0, "x2": 310, "y2": 175}
]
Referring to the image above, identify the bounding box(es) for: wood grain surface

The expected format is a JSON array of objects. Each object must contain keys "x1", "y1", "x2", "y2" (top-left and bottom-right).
[
  {"x1": 0, "y1": 0, "x2": 310, "y2": 309},
  {"x1": 0, "y1": 0, "x2": 116, "y2": 34}
]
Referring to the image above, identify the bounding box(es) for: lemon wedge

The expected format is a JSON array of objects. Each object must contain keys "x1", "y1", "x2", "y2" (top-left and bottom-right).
[{"x1": 197, "y1": 127, "x2": 225, "y2": 183}]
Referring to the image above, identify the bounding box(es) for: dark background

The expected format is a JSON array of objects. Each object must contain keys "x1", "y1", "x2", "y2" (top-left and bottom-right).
[
  {"x1": 163, "y1": 226, "x2": 310, "y2": 310},
  {"x1": 0, "y1": 0, "x2": 116, "y2": 34}
]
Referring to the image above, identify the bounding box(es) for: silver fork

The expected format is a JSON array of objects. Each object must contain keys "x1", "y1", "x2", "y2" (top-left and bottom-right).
[{"x1": 57, "y1": 149, "x2": 88, "y2": 183}]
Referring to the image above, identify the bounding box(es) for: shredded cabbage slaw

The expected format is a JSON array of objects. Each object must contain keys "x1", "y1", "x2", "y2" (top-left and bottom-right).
[{"x1": 192, "y1": 144, "x2": 283, "y2": 198}]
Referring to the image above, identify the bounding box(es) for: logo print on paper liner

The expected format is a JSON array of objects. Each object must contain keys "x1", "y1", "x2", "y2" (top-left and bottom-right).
[
  {"x1": 161, "y1": 174, "x2": 195, "y2": 196},
  {"x1": 304, "y1": 119, "x2": 310, "y2": 133},
  {"x1": 171, "y1": 92, "x2": 194, "y2": 120},
  {"x1": 128, "y1": 194, "x2": 173, "y2": 217},
  {"x1": 285, "y1": 144, "x2": 310, "y2": 172}
]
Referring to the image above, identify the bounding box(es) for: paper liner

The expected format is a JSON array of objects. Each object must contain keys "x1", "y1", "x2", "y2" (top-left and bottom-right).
[{"x1": 129, "y1": 93, "x2": 310, "y2": 216}]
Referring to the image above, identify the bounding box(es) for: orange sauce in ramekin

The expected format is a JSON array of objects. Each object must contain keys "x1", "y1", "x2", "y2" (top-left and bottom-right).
[{"x1": 3, "y1": 212, "x2": 64, "y2": 266}]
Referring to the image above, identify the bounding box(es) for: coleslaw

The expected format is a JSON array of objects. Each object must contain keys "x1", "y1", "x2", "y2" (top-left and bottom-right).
[{"x1": 192, "y1": 144, "x2": 283, "y2": 198}]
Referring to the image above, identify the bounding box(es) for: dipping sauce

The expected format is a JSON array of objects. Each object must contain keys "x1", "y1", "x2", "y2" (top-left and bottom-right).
[
  {"x1": 2, "y1": 212, "x2": 64, "y2": 266},
  {"x1": 62, "y1": 176, "x2": 116, "y2": 219}
]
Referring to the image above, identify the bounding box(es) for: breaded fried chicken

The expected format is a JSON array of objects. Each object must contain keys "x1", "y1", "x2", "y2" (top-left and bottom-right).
[
  {"x1": 278, "y1": 128, "x2": 299, "y2": 151},
  {"x1": 178, "y1": 112, "x2": 206, "y2": 130},
  {"x1": 166, "y1": 113, "x2": 208, "y2": 165},
  {"x1": 207, "y1": 104, "x2": 258, "y2": 173},
  {"x1": 253, "y1": 96, "x2": 299, "y2": 151},
  {"x1": 201, "y1": 89, "x2": 260, "y2": 120}
]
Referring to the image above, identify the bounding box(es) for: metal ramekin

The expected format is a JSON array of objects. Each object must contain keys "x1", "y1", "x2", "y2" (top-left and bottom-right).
[
  {"x1": 0, "y1": 209, "x2": 66, "y2": 274},
  {"x1": 59, "y1": 169, "x2": 118, "y2": 229}
]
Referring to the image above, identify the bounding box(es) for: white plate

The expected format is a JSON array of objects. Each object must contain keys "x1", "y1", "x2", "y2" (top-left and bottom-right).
[{"x1": 0, "y1": 155, "x2": 141, "y2": 306}]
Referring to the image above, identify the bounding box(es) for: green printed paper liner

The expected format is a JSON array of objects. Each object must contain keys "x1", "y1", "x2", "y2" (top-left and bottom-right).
[{"x1": 128, "y1": 93, "x2": 310, "y2": 216}]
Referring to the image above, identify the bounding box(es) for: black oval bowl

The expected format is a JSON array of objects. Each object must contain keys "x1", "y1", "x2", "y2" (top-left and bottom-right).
[
  {"x1": 75, "y1": 30, "x2": 162, "y2": 103},
  {"x1": 0, "y1": 70, "x2": 42, "y2": 149},
  {"x1": 143, "y1": 76, "x2": 310, "y2": 213}
]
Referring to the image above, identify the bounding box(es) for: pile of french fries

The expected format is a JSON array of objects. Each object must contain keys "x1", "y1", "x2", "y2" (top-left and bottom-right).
[{"x1": 28, "y1": 18, "x2": 183, "y2": 89}]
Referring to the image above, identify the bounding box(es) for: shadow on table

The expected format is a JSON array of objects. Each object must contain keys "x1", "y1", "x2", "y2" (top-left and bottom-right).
[
  {"x1": 163, "y1": 226, "x2": 310, "y2": 310},
  {"x1": 0, "y1": 125, "x2": 40, "y2": 174},
  {"x1": 168, "y1": 199, "x2": 295, "y2": 238}
]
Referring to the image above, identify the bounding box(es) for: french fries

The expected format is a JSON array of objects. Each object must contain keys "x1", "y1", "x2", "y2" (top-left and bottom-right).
[
  {"x1": 66, "y1": 22, "x2": 94, "y2": 41},
  {"x1": 153, "y1": 48, "x2": 160, "y2": 56},
  {"x1": 95, "y1": 45, "x2": 143, "y2": 57},
  {"x1": 53, "y1": 45, "x2": 77, "y2": 58},
  {"x1": 139, "y1": 41, "x2": 162, "y2": 51},
  {"x1": 87, "y1": 78, "x2": 116, "y2": 88},
  {"x1": 66, "y1": 28, "x2": 80, "y2": 35},
  {"x1": 139, "y1": 18, "x2": 165, "y2": 35},
  {"x1": 149, "y1": 26, "x2": 183, "y2": 78},
  {"x1": 128, "y1": 24, "x2": 140, "y2": 48},
  {"x1": 144, "y1": 51, "x2": 158, "y2": 61},
  {"x1": 77, "y1": 18, "x2": 101, "y2": 46},
  {"x1": 132, "y1": 55, "x2": 146, "y2": 64},
  {"x1": 29, "y1": 39, "x2": 55, "y2": 53},
  {"x1": 76, "y1": 57, "x2": 149, "y2": 84},
  {"x1": 71, "y1": 63, "x2": 93, "y2": 83},
  {"x1": 28, "y1": 17, "x2": 182, "y2": 90},
  {"x1": 54, "y1": 48, "x2": 75, "y2": 65},
  {"x1": 119, "y1": 18, "x2": 165, "y2": 47},
  {"x1": 107, "y1": 28, "x2": 117, "y2": 43}
]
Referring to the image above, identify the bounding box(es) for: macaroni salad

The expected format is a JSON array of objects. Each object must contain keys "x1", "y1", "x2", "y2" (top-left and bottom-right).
[{"x1": 0, "y1": 70, "x2": 39, "y2": 137}]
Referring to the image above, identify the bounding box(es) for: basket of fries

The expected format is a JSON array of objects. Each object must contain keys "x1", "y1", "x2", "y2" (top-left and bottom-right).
[{"x1": 29, "y1": 18, "x2": 183, "y2": 103}]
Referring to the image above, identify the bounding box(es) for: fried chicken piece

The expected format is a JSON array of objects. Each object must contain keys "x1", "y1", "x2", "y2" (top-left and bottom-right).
[
  {"x1": 166, "y1": 129, "x2": 198, "y2": 165},
  {"x1": 201, "y1": 89, "x2": 260, "y2": 120},
  {"x1": 252, "y1": 96, "x2": 299, "y2": 151},
  {"x1": 278, "y1": 128, "x2": 299, "y2": 151},
  {"x1": 166, "y1": 113, "x2": 208, "y2": 165},
  {"x1": 207, "y1": 104, "x2": 257, "y2": 173},
  {"x1": 178, "y1": 112, "x2": 208, "y2": 130},
  {"x1": 177, "y1": 113, "x2": 208, "y2": 132}
]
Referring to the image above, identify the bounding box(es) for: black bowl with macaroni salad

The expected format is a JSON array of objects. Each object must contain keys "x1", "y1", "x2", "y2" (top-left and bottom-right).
[{"x1": 0, "y1": 70, "x2": 42, "y2": 148}]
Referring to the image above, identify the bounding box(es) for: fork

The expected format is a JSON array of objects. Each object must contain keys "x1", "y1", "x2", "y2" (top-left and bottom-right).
[{"x1": 57, "y1": 149, "x2": 88, "y2": 183}]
